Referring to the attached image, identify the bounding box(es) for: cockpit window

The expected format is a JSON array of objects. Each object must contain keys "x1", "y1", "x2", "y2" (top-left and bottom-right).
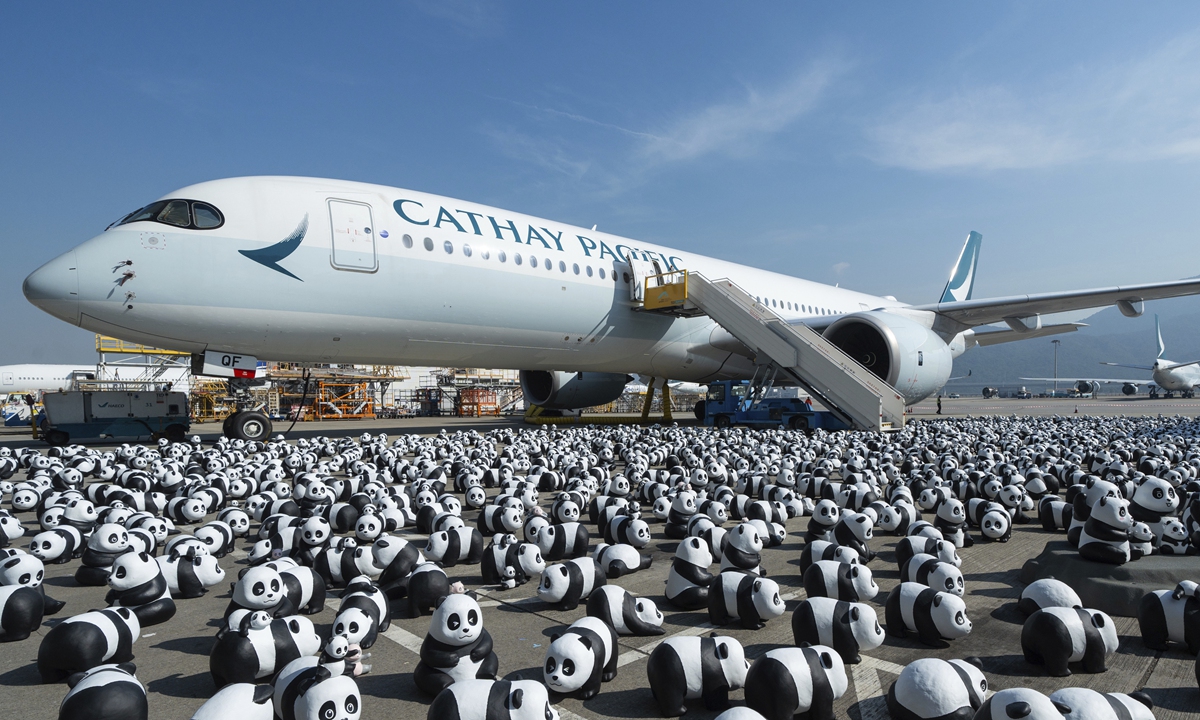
[{"x1": 111, "y1": 199, "x2": 224, "y2": 231}]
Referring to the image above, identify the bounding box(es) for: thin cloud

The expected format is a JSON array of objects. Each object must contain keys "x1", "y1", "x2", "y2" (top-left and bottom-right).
[
  {"x1": 867, "y1": 29, "x2": 1200, "y2": 171},
  {"x1": 407, "y1": 0, "x2": 500, "y2": 36},
  {"x1": 832, "y1": 261, "x2": 850, "y2": 276}
]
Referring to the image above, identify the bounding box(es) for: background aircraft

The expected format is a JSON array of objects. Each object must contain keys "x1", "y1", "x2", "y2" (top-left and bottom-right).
[{"x1": 0, "y1": 364, "x2": 95, "y2": 395}]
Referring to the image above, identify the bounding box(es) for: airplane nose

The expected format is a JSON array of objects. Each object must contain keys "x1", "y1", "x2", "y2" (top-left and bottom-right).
[{"x1": 23, "y1": 250, "x2": 80, "y2": 325}]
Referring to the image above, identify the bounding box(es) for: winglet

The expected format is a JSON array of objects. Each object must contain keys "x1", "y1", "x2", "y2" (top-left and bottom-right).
[
  {"x1": 939, "y1": 231, "x2": 982, "y2": 303},
  {"x1": 1156, "y1": 314, "x2": 1166, "y2": 359}
]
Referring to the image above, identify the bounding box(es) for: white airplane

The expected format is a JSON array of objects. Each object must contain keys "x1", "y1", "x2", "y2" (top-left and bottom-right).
[
  {"x1": 0, "y1": 364, "x2": 96, "y2": 395},
  {"x1": 22, "y1": 176, "x2": 1200, "y2": 438}
]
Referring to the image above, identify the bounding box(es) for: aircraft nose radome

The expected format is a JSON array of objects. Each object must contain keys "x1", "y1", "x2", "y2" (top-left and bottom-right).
[{"x1": 23, "y1": 250, "x2": 80, "y2": 325}]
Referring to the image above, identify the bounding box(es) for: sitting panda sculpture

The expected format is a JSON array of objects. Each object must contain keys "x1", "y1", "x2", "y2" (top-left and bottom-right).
[
  {"x1": 665, "y1": 537, "x2": 713, "y2": 610},
  {"x1": 1077, "y1": 496, "x2": 1133, "y2": 565},
  {"x1": 413, "y1": 593, "x2": 499, "y2": 697},
  {"x1": 272, "y1": 656, "x2": 362, "y2": 720},
  {"x1": 105, "y1": 551, "x2": 176, "y2": 626}
]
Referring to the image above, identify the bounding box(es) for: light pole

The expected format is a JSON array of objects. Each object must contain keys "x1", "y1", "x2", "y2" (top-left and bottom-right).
[{"x1": 1052, "y1": 339, "x2": 1060, "y2": 394}]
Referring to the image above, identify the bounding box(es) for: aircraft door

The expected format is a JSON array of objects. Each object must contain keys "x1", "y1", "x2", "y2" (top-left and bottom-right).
[
  {"x1": 328, "y1": 199, "x2": 378, "y2": 272},
  {"x1": 628, "y1": 256, "x2": 666, "y2": 302},
  {"x1": 1, "y1": 372, "x2": 11, "y2": 386}
]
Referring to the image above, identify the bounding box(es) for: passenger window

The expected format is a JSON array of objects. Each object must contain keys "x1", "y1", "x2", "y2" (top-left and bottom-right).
[
  {"x1": 443, "y1": 240, "x2": 453, "y2": 254},
  {"x1": 423, "y1": 237, "x2": 434, "y2": 251},
  {"x1": 573, "y1": 263, "x2": 580, "y2": 275},
  {"x1": 480, "y1": 248, "x2": 489, "y2": 260},
  {"x1": 514, "y1": 253, "x2": 523, "y2": 265},
  {"x1": 498, "y1": 251, "x2": 506, "y2": 263},
  {"x1": 599, "y1": 268, "x2": 605, "y2": 279},
  {"x1": 462, "y1": 244, "x2": 472, "y2": 257},
  {"x1": 586, "y1": 266, "x2": 593, "y2": 277},
  {"x1": 192, "y1": 202, "x2": 222, "y2": 229},
  {"x1": 529, "y1": 254, "x2": 537, "y2": 267},
  {"x1": 402, "y1": 234, "x2": 413, "y2": 249},
  {"x1": 157, "y1": 200, "x2": 191, "y2": 227},
  {"x1": 545, "y1": 258, "x2": 552, "y2": 270},
  {"x1": 560, "y1": 261, "x2": 567, "y2": 273}
]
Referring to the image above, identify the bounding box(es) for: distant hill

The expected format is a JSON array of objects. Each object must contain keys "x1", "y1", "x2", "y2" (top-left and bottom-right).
[{"x1": 945, "y1": 296, "x2": 1200, "y2": 395}]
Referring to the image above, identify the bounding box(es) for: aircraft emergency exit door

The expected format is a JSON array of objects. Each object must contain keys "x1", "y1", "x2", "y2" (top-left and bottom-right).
[{"x1": 328, "y1": 199, "x2": 378, "y2": 272}]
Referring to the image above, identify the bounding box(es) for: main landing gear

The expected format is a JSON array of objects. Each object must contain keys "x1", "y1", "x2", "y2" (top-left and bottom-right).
[{"x1": 223, "y1": 410, "x2": 273, "y2": 441}]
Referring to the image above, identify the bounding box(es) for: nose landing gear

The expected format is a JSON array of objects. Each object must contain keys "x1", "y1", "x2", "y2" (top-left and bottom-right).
[{"x1": 223, "y1": 410, "x2": 272, "y2": 441}]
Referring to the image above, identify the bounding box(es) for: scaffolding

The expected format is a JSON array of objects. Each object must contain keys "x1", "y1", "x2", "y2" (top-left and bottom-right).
[
  {"x1": 457, "y1": 387, "x2": 501, "y2": 417},
  {"x1": 189, "y1": 378, "x2": 235, "y2": 423},
  {"x1": 313, "y1": 381, "x2": 375, "y2": 420},
  {"x1": 95, "y1": 335, "x2": 192, "y2": 391}
]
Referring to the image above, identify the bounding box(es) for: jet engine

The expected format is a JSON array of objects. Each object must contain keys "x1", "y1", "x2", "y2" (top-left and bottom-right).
[
  {"x1": 1122, "y1": 383, "x2": 1138, "y2": 396},
  {"x1": 823, "y1": 311, "x2": 954, "y2": 405},
  {"x1": 1075, "y1": 380, "x2": 1097, "y2": 395},
  {"x1": 519, "y1": 370, "x2": 631, "y2": 411},
  {"x1": 982, "y1": 387, "x2": 999, "y2": 399}
]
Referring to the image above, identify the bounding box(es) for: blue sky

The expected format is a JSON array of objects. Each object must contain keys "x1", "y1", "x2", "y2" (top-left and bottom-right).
[{"x1": 5, "y1": 2, "x2": 1200, "y2": 364}]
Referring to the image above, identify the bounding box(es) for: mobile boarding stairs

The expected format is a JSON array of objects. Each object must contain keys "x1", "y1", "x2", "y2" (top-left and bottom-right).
[{"x1": 634, "y1": 267, "x2": 906, "y2": 432}]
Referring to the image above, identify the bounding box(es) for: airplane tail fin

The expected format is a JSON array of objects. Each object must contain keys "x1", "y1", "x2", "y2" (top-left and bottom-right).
[
  {"x1": 939, "y1": 231, "x2": 982, "y2": 303},
  {"x1": 1156, "y1": 314, "x2": 1166, "y2": 359}
]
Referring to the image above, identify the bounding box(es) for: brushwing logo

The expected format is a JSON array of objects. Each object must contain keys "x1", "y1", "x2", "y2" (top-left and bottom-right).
[
  {"x1": 940, "y1": 231, "x2": 982, "y2": 304},
  {"x1": 239, "y1": 215, "x2": 309, "y2": 281}
]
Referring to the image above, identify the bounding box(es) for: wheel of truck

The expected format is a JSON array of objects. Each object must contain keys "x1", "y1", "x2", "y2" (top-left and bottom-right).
[
  {"x1": 789, "y1": 415, "x2": 809, "y2": 431},
  {"x1": 693, "y1": 400, "x2": 706, "y2": 421},
  {"x1": 229, "y1": 411, "x2": 272, "y2": 442},
  {"x1": 713, "y1": 414, "x2": 732, "y2": 428},
  {"x1": 164, "y1": 424, "x2": 188, "y2": 443},
  {"x1": 45, "y1": 430, "x2": 69, "y2": 447}
]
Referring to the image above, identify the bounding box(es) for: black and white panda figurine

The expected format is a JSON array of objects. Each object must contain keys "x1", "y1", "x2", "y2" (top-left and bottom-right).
[
  {"x1": 314, "y1": 538, "x2": 378, "y2": 589},
  {"x1": 593, "y1": 542, "x2": 652, "y2": 579},
  {"x1": 805, "y1": 499, "x2": 840, "y2": 543},
  {"x1": 332, "y1": 577, "x2": 390, "y2": 650},
  {"x1": 194, "y1": 520, "x2": 235, "y2": 558},
  {"x1": 791, "y1": 597, "x2": 885, "y2": 664},
  {"x1": 75, "y1": 523, "x2": 131, "y2": 586},
  {"x1": 272, "y1": 656, "x2": 362, "y2": 720},
  {"x1": 536, "y1": 522, "x2": 590, "y2": 562},
  {"x1": 1138, "y1": 581, "x2": 1200, "y2": 654},
  {"x1": 1157, "y1": 518, "x2": 1191, "y2": 555},
  {"x1": 720, "y1": 522, "x2": 765, "y2": 575},
  {"x1": 832, "y1": 512, "x2": 875, "y2": 562},
  {"x1": 28, "y1": 525, "x2": 84, "y2": 564},
  {"x1": 371, "y1": 536, "x2": 424, "y2": 597},
  {"x1": 708, "y1": 571, "x2": 786, "y2": 630},
  {"x1": 321, "y1": 634, "x2": 370, "y2": 678},
  {"x1": 190, "y1": 683, "x2": 275, "y2": 720},
  {"x1": 886, "y1": 657, "x2": 988, "y2": 720},
  {"x1": 1021, "y1": 606, "x2": 1118, "y2": 676},
  {"x1": 478, "y1": 505, "x2": 523, "y2": 536},
  {"x1": 665, "y1": 536, "x2": 714, "y2": 610},
  {"x1": 884, "y1": 582, "x2": 972, "y2": 647},
  {"x1": 105, "y1": 551, "x2": 176, "y2": 626},
  {"x1": 900, "y1": 553, "x2": 965, "y2": 596},
  {"x1": 604, "y1": 514, "x2": 651, "y2": 548},
  {"x1": 1039, "y1": 496, "x2": 1073, "y2": 532},
  {"x1": 1077, "y1": 496, "x2": 1134, "y2": 565},
  {"x1": 537, "y1": 557, "x2": 605, "y2": 611},
  {"x1": 933, "y1": 499, "x2": 972, "y2": 548},
  {"x1": 1049, "y1": 687, "x2": 1155, "y2": 720},
  {"x1": 803, "y1": 560, "x2": 878, "y2": 602},
  {"x1": 156, "y1": 546, "x2": 225, "y2": 599},
  {"x1": 426, "y1": 679, "x2": 560, "y2": 720},
  {"x1": 978, "y1": 507, "x2": 1013, "y2": 543},
  {"x1": 1017, "y1": 578, "x2": 1082, "y2": 616},
  {"x1": 226, "y1": 563, "x2": 326, "y2": 619},
  {"x1": 895, "y1": 536, "x2": 960, "y2": 569},
  {"x1": 58, "y1": 663, "x2": 148, "y2": 720},
  {"x1": 646, "y1": 634, "x2": 749, "y2": 717},
  {"x1": 1129, "y1": 522, "x2": 1155, "y2": 560},
  {"x1": 209, "y1": 610, "x2": 323, "y2": 687},
  {"x1": 742, "y1": 645, "x2": 847, "y2": 720},
  {"x1": 543, "y1": 615, "x2": 618, "y2": 699},
  {"x1": 974, "y1": 687, "x2": 1069, "y2": 719},
  {"x1": 586, "y1": 585, "x2": 664, "y2": 636},
  {"x1": 413, "y1": 593, "x2": 499, "y2": 697},
  {"x1": 393, "y1": 562, "x2": 452, "y2": 618},
  {"x1": 1129, "y1": 474, "x2": 1179, "y2": 540},
  {"x1": 0, "y1": 552, "x2": 64, "y2": 614},
  {"x1": 798, "y1": 539, "x2": 859, "y2": 574},
  {"x1": 37, "y1": 607, "x2": 140, "y2": 683},
  {"x1": 480, "y1": 534, "x2": 545, "y2": 589},
  {"x1": 425, "y1": 526, "x2": 485, "y2": 567}
]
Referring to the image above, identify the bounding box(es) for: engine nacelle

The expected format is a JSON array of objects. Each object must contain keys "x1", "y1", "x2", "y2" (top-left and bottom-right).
[
  {"x1": 1122, "y1": 382, "x2": 1139, "y2": 396},
  {"x1": 982, "y1": 387, "x2": 999, "y2": 399},
  {"x1": 823, "y1": 311, "x2": 954, "y2": 405},
  {"x1": 519, "y1": 370, "x2": 631, "y2": 411},
  {"x1": 1075, "y1": 380, "x2": 1097, "y2": 395}
]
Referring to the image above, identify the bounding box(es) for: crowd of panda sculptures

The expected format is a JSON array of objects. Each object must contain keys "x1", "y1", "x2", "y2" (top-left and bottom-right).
[{"x1": 0, "y1": 414, "x2": 1198, "y2": 720}]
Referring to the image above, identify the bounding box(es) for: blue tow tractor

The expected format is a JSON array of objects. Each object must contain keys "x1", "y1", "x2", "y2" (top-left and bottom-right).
[
  {"x1": 39, "y1": 389, "x2": 191, "y2": 446},
  {"x1": 696, "y1": 380, "x2": 850, "y2": 431}
]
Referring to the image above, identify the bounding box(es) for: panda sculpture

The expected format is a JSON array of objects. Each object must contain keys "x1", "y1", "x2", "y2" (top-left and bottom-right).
[
  {"x1": 1129, "y1": 522, "x2": 1155, "y2": 560},
  {"x1": 225, "y1": 563, "x2": 326, "y2": 619},
  {"x1": 885, "y1": 657, "x2": 988, "y2": 720},
  {"x1": 272, "y1": 656, "x2": 362, "y2": 720},
  {"x1": 594, "y1": 542, "x2": 652, "y2": 578},
  {"x1": 478, "y1": 505, "x2": 523, "y2": 536},
  {"x1": 194, "y1": 520, "x2": 235, "y2": 558},
  {"x1": 1157, "y1": 518, "x2": 1191, "y2": 555},
  {"x1": 413, "y1": 593, "x2": 499, "y2": 696},
  {"x1": 586, "y1": 586, "x2": 665, "y2": 636},
  {"x1": 1077, "y1": 496, "x2": 1134, "y2": 565},
  {"x1": 720, "y1": 522, "x2": 765, "y2": 575},
  {"x1": 832, "y1": 512, "x2": 875, "y2": 562},
  {"x1": 1048, "y1": 687, "x2": 1155, "y2": 720},
  {"x1": 190, "y1": 683, "x2": 275, "y2": 720},
  {"x1": 58, "y1": 663, "x2": 148, "y2": 720},
  {"x1": 1129, "y1": 474, "x2": 1179, "y2": 539},
  {"x1": 37, "y1": 607, "x2": 140, "y2": 683},
  {"x1": 708, "y1": 571, "x2": 786, "y2": 630},
  {"x1": 803, "y1": 560, "x2": 878, "y2": 602},
  {"x1": 0, "y1": 583, "x2": 46, "y2": 641},
  {"x1": 978, "y1": 508, "x2": 1013, "y2": 542},
  {"x1": 900, "y1": 553, "x2": 965, "y2": 596},
  {"x1": 332, "y1": 577, "x2": 390, "y2": 650},
  {"x1": 664, "y1": 492, "x2": 698, "y2": 539},
  {"x1": 480, "y1": 534, "x2": 544, "y2": 589},
  {"x1": 665, "y1": 536, "x2": 714, "y2": 610},
  {"x1": 425, "y1": 526, "x2": 485, "y2": 567},
  {"x1": 543, "y1": 615, "x2": 618, "y2": 699},
  {"x1": 536, "y1": 522, "x2": 590, "y2": 562},
  {"x1": 1021, "y1": 606, "x2": 1118, "y2": 676},
  {"x1": 29, "y1": 525, "x2": 84, "y2": 564},
  {"x1": 75, "y1": 523, "x2": 131, "y2": 586},
  {"x1": 743, "y1": 645, "x2": 848, "y2": 720},
  {"x1": 209, "y1": 610, "x2": 323, "y2": 687},
  {"x1": 0, "y1": 552, "x2": 64, "y2": 614},
  {"x1": 156, "y1": 546, "x2": 225, "y2": 599},
  {"x1": 895, "y1": 536, "x2": 960, "y2": 569},
  {"x1": 604, "y1": 514, "x2": 651, "y2": 548},
  {"x1": 798, "y1": 539, "x2": 859, "y2": 575},
  {"x1": 1138, "y1": 581, "x2": 1200, "y2": 654},
  {"x1": 1017, "y1": 578, "x2": 1082, "y2": 616},
  {"x1": 884, "y1": 582, "x2": 972, "y2": 647},
  {"x1": 537, "y1": 557, "x2": 605, "y2": 611},
  {"x1": 372, "y1": 536, "x2": 424, "y2": 597},
  {"x1": 974, "y1": 687, "x2": 1070, "y2": 719},
  {"x1": 426, "y1": 679, "x2": 559, "y2": 720},
  {"x1": 1039, "y1": 497, "x2": 1073, "y2": 532},
  {"x1": 392, "y1": 562, "x2": 452, "y2": 618},
  {"x1": 105, "y1": 551, "x2": 176, "y2": 626},
  {"x1": 805, "y1": 500, "x2": 841, "y2": 543},
  {"x1": 646, "y1": 634, "x2": 749, "y2": 717},
  {"x1": 791, "y1": 597, "x2": 885, "y2": 664}
]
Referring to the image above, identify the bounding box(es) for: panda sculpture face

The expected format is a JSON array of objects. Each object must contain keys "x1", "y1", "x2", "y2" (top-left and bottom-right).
[
  {"x1": 1162, "y1": 518, "x2": 1188, "y2": 543},
  {"x1": 301, "y1": 518, "x2": 332, "y2": 546},
  {"x1": 92, "y1": 524, "x2": 131, "y2": 553},
  {"x1": 1093, "y1": 496, "x2": 1133, "y2": 531},
  {"x1": 729, "y1": 523, "x2": 764, "y2": 554},
  {"x1": 235, "y1": 567, "x2": 285, "y2": 609},
  {"x1": 544, "y1": 633, "x2": 594, "y2": 693},
  {"x1": 931, "y1": 592, "x2": 972, "y2": 639},
  {"x1": 980, "y1": 511, "x2": 1011, "y2": 541},
  {"x1": 64, "y1": 500, "x2": 98, "y2": 525},
  {"x1": 1133, "y1": 476, "x2": 1179, "y2": 515},
  {"x1": 333, "y1": 607, "x2": 372, "y2": 646},
  {"x1": 0, "y1": 553, "x2": 44, "y2": 588},
  {"x1": 465, "y1": 486, "x2": 487, "y2": 509},
  {"x1": 109, "y1": 552, "x2": 159, "y2": 591},
  {"x1": 30, "y1": 531, "x2": 69, "y2": 562},
  {"x1": 430, "y1": 594, "x2": 484, "y2": 646},
  {"x1": 813, "y1": 500, "x2": 840, "y2": 526},
  {"x1": 933, "y1": 563, "x2": 965, "y2": 596}
]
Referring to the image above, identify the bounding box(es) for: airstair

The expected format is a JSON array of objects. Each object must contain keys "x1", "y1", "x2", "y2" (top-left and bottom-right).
[{"x1": 636, "y1": 269, "x2": 906, "y2": 432}]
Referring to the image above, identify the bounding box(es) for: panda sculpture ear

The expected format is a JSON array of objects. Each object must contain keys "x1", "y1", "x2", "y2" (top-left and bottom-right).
[
  {"x1": 932, "y1": 595, "x2": 943, "y2": 607},
  {"x1": 716, "y1": 642, "x2": 729, "y2": 659},
  {"x1": 1052, "y1": 700, "x2": 1072, "y2": 714},
  {"x1": 577, "y1": 635, "x2": 593, "y2": 651},
  {"x1": 963, "y1": 656, "x2": 984, "y2": 670},
  {"x1": 511, "y1": 688, "x2": 524, "y2": 709},
  {"x1": 2, "y1": 557, "x2": 19, "y2": 569},
  {"x1": 849, "y1": 607, "x2": 860, "y2": 621},
  {"x1": 117, "y1": 662, "x2": 137, "y2": 675},
  {"x1": 820, "y1": 651, "x2": 834, "y2": 669}
]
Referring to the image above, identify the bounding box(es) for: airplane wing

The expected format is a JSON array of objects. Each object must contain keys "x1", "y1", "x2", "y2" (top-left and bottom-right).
[
  {"x1": 1100, "y1": 362, "x2": 1155, "y2": 371},
  {"x1": 1019, "y1": 377, "x2": 1152, "y2": 385},
  {"x1": 911, "y1": 277, "x2": 1200, "y2": 329},
  {"x1": 970, "y1": 322, "x2": 1085, "y2": 346}
]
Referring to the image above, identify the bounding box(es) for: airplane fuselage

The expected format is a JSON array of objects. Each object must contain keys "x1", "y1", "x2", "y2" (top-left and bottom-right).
[{"x1": 1151, "y1": 359, "x2": 1200, "y2": 392}]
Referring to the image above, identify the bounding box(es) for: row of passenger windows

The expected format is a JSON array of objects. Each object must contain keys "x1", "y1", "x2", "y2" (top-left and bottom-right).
[
  {"x1": 402, "y1": 234, "x2": 619, "y2": 281},
  {"x1": 756, "y1": 296, "x2": 840, "y2": 316},
  {"x1": 113, "y1": 199, "x2": 224, "y2": 230}
]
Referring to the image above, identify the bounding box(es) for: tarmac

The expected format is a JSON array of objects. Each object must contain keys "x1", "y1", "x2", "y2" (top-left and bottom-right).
[{"x1": 1, "y1": 398, "x2": 1199, "y2": 719}]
